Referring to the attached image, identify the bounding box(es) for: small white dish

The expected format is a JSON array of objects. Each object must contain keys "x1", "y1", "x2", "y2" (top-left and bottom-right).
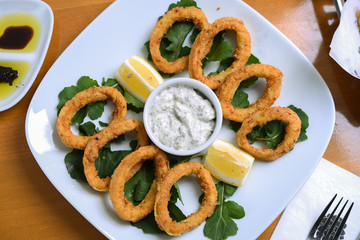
[
  {"x1": 143, "y1": 78, "x2": 223, "y2": 156},
  {"x1": 0, "y1": 0, "x2": 53, "y2": 111}
]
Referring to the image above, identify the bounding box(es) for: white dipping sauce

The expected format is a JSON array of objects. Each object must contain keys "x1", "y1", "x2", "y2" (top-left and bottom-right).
[{"x1": 149, "y1": 84, "x2": 216, "y2": 150}]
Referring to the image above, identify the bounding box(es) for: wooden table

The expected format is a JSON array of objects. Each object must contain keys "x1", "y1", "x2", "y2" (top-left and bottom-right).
[{"x1": 1, "y1": 0, "x2": 359, "y2": 239}]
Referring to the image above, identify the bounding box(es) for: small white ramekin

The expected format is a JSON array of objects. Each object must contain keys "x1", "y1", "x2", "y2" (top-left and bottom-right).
[{"x1": 143, "y1": 77, "x2": 223, "y2": 156}]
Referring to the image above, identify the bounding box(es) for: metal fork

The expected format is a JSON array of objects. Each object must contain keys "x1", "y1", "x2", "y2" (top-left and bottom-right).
[{"x1": 306, "y1": 194, "x2": 354, "y2": 240}]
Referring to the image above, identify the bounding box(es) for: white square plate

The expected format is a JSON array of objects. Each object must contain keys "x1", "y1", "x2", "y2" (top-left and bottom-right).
[{"x1": 25, "y1": 0, "x2": 335, "y2": 239}]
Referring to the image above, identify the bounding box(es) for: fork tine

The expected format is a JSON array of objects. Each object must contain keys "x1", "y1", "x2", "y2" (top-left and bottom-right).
[
  {"x1": 323, "y1": 200, "x2": 348, "y2": 240},
  {"x1": 332, "y1": 201, "x2": 354, "y2": 240},
  {"x1": 317, "y1": 196, "x2": 343, "y2": 238},
  {"x1": 308, "y1": 194, "x2": 337, "y2": 237}
]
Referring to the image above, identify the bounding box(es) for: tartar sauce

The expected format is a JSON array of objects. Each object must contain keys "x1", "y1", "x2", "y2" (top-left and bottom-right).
[{"x1": 149, "y1": 84, "x2": 216, "y2": 150}]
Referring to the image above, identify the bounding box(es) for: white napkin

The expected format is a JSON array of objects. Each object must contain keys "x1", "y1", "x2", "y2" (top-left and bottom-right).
[
  {"x1": 329, "y1": 0, "x2": 360, "y2": 79},
  {"x1": 270, "y1": 158, "x2": 360, "y2": 240}
]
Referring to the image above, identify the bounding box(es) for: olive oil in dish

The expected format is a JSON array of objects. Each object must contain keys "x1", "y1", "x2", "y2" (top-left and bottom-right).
[
  {"x1": 0, "y1": 12, "x2": 41, "y2": 52},
  {"x1": 0, "y1": 61, "x2": 31, "y2": 100}
]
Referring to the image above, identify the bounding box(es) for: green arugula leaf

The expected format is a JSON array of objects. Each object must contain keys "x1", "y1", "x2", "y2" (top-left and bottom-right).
[
  {"x1": 203, "y1": 32, "x2": 235, "y2": 64},
  {"x1": 226, "y1": 53, "x2": 261, "y2": 124},
  {"x1": 56, "y1": 85, "x2": 80, "y2": 114},
  {"x1": 57, "y1": 76, "x2": 102, "y2": 123},
  {"x1": 203, "y1": 182, "x2": 244, "y2": 240},
  {"x1": 123, "y1": 91, "x2": 144, "y2": 113},
  {"x1": 101, "y1": 77, "x2": 123, "y2": 92},
  {"x1": 288, "y1": 104, "x2": 309, "y2": 142},
  {"x1": 263, "y1": 121, "x2": 286, "y2": 148},
  {"x1": 144, "y1": 40, "x2": 175, "y2": 78},
  {"x1": 231, "y1": 88, "x2": 249, "y2": 109},
  {"x1": 228, "y1": 120, "x2": 242, "y2": 132},
  {"x1": 215, "y1": 181, "x2": 238, "y2": 200},
  {"x1": 224, "y1": 201, "x2": 245, "y2": 219},
  {"x1": 87, "y1": 101, "x2": 107, "y2": 120},
  {"x1": 102, "y1": 77, "x2": 144, "y2": 112},
  {"x1": 130, "y1": 184, "x2": 186, "y2": 235},
  {"x1": 246, "y1": 120, "x2": 285, "y2": 149},
  {"x1": 168, "y1": 201, "x2": 187, "y2": 221},
  {"x1": 131, "y1": 213, "x2": 164, "y2": 234},
  {"x1": 64, "y1": 149, "x2": 87, "y2": 182},
  {"x1": 95, "y1": 149, "x2": 132, "y2": 179},
  {"x1": 129, "y1": 140, "x2": 139, "y2": 151},
  {"x1": 57, "y1": 76, "x2": 98, "y2": 113},
  {"x1": 168, "y1": 153, "x2": 205, "y2": 205},
  {"x1": 239, "y1": 76, "x2": 258, "y2": 89},
  {"x1": 98, "y1": 121, "x2": 108, "y2": 127},
  {"x1": 124, "y1": 161, "x2": 155, "y2": 205},
  {"x1": 168, "y1": 0, "x2": 198, "y2": 10},
  {"x1": 246, "y1": 53, "x2": 260, "y2": 65},
  {"x1": 203, "y1": 31, "x2": 235, "y2": 77},
  {"x1": 76, "y1": 76, "x2": 99, "y2": 90},
  {"x1": 134, "y1": 162, "x2": 155, "y2": 202},
  {"x1": 222, "y1": 183, "x2": 238, "y2": 198},
  {"x1": 170, "y1": 184, "x2": 184, "y2": 205},
  {"x1": 79, "y1": 121, "x2": 97, "y2": 136},
  {"x1": 208, "y1": 57, "x2": 234, "y2": 77},
  {"x1": 189, "y1": 28, "x2": 200, "y2": 43},
  {"x1": 71, "y1": 107, "x2": 88, "y2": 124},
  {"x1": 163, "y1": 22, "x2": 194, "y2": 62},
  {"x1": 203, "y1": 33, "x2": 260, "y2": 77},
  {"x1": 131, "y1": 199, "x2": 186, "y2": 235},
  {"x1": 204, "y1": 206, "x2": 238, "y2": 240},
  {"x1": 244, "y1": 105, "x2": 309, "y2": 149},
  {"x1": 63, "y1": 124, "x2": 136, "y2": 182}
]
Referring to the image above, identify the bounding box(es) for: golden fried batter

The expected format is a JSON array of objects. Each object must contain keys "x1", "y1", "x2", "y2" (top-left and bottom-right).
[
  {"x1": 56, "y1": 86, "x2": 127, "y2": 150},
  {"x1": 189, "y1": 17, "x2": 251, "y2": 89},
  {"x1": 83, "y1": 119, "x2": 149, "y2": 192},
  {"x1": 149, "y1": 6, "x2": 210, "y2": 73},
  {"x1": 217, "y1": 64, "x2": 283, "y2": 122},
  {"x1": 109, "y1": 145, "x2": 169, "y2": 222},
  {"x1": 236, "y1": 106, "x2": 301, "y2": 161},
  {"x1": 154, "y1": 161, "x2": 217, "y2": 236}
]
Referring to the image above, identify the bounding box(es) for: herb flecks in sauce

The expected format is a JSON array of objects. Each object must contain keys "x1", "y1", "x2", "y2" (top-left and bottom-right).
[
  {"x1": 0, "y1": 66, "x2": 19, "y2": 85},
  {"x1": 0, "y1": 61, "x2": 31, "y2": 101},
  {"x1": 149, "y1": 84, "x2": 216, "y2": 150}
]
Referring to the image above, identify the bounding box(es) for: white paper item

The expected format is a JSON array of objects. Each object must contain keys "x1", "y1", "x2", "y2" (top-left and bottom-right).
[
  {"x1": 330, "y1": 0, "x2": 360, "y2": 79},
  {"x1": 270, "y1": 158, "x2": 360, "y2": 240}
]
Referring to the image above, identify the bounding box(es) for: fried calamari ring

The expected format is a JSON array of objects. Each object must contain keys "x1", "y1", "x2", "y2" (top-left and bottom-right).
[
  {"x1": 189, "y1": 17, "x2": 251, "y2": 89},
  {"x1": 83, "y1": 119, "x2": 149, "y2": 192},
  {"x1": 149, "y1": 6, "x2": 210, "y2": 73},
  {"x1": 217, "y1": 64, "x2": 283, "y2": 122},
  {"x1": 154, "y1": 161, "x2": 217, "y2": 236},
  {"x1": 56, "y1": 86, "x2": 127, "y2": 150},
  {"x1": 109, "y1": 145, "x2": 169, "y2": 223},
  {"x1": 236, "y1": 106, "x2": 301, "y2": 161}
]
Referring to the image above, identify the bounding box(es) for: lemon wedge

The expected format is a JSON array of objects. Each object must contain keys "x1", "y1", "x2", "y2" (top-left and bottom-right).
[
  {"x1": 203, "y1": 138, "x2": 255, "y2": 187},
  {"x1": 115, "y1": 55, "x2": 164, "y2": 103}
]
